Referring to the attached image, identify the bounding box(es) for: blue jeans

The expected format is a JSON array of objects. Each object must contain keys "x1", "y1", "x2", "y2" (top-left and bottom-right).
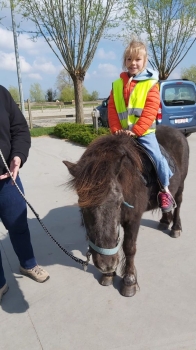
[
  {"x1": 0, "y1": 176, "x2": 36, "y2": 288},
  {"x1": 137, "y1": 132, "x2": 173, "y2": 188}
]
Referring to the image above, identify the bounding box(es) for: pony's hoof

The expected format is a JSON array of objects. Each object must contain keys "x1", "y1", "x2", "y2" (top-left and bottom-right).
[
  {"x1": 120, "y1": 283, "x2": 137, "y2": 297},
  {"x1": 100, "y1": 274, "x2": 114, "y2": 286},
  {"x1": 170, "y1": 229, "x2": 181, "y2": 238}
]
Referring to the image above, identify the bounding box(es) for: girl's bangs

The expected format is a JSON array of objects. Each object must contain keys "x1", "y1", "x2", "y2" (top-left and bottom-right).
[{"x1": 126, "y1": 47, "x2": 146, "y2": 60}]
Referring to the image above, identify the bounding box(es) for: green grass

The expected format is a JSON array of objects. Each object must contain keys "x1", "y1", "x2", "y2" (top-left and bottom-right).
[{"x1": 30, "y1": 127, "x2": 55, "y2": 137}]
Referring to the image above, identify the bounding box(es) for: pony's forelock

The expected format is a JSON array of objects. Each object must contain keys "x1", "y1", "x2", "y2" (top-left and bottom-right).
[{"x1": 68, "y1": 134, "x2": 142, "y2": 207}]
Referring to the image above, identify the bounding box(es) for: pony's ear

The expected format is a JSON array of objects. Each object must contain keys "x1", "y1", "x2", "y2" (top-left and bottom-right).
[{"x1": 62, "y1": 160, "x2": 80, "y2": 177}]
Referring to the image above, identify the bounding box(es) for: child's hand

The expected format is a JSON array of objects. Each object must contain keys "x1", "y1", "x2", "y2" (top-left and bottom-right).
[
  {"x1": 115, "y1": 130, "x2": 124, "y2": 135},
  {"x1": 124, "y1": 130, "x2": 135, "y2": 137},
  {"x1": 115, "y1": 130, "x2": 135, "y2": 137}
]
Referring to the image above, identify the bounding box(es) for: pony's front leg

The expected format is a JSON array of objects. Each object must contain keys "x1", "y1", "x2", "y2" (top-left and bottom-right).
[{"x1": 120, "y1": 222, "x2": 139, "y2": 297}]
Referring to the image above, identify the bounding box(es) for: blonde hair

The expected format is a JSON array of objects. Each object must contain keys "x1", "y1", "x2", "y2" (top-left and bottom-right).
[{"x1": 122, "y1": 40, "x2": 148, "y2": 71}]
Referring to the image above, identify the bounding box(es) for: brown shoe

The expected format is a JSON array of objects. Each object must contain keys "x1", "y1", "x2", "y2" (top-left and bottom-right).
[
  {"x1": 20, "y1": 265, "x2": 50, "y2": 283},
  {"x1": 0, "y1": 283, "x2": 9, "y2": 303}
]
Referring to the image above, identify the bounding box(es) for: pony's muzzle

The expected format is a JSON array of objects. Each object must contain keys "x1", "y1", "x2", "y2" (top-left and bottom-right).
[{"x1": 92, "y1": 253, "x2": 119, "y2": 273}]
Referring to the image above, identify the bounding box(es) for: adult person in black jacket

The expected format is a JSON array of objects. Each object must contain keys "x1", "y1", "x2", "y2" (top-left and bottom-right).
[{"x1": 0, "y1": 85, "x2": 49, "y2": 304}]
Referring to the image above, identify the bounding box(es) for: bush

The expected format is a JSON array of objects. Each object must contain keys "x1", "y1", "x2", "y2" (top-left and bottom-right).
[
  {"x1": 68, "y1": 131, "x2": 95, "y2": 145},
  {"x1": 53, "y1": 123, "x2": 110, "y2": 145},
  {"x1": 29, "y1": 123, "x2": 110, "y2": 146}
]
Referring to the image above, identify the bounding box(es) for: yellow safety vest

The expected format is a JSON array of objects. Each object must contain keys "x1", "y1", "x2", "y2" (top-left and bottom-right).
[{"x1": 112, "y1": 78, "x2": 157, "y2": 136}]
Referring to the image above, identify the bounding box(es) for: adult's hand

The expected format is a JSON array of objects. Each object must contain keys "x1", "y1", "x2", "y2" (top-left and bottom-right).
[{"x1": 0, "y1": 156, "x2": 21, "y2": 181}]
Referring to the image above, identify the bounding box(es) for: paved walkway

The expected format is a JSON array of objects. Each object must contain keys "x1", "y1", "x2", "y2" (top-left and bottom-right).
[{"x1": 1, "y1": 134, "x2": 196, "y2": 350}]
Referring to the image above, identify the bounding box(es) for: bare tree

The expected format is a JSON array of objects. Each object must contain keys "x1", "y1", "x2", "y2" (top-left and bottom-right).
[
  {"x1": 18, "y1": 0, "x2": 123, "y2": 123},
  {"x1": 0, "y1": 1, "x2": 6, "y2": 21},
  {"x1": 124, "y1": 0, "x2": 196, "y2": 80}
]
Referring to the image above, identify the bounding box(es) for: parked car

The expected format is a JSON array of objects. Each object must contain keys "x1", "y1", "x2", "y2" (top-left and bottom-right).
[
  {"x1": 91, "y1": 79, "x2": 196, "y2": 136},
  {"x1": 157, "y1": 79, "x2": 196, "y2": 136},
  {"x1": 91, "y1": 97, "x2": 109, "y2": 127}
]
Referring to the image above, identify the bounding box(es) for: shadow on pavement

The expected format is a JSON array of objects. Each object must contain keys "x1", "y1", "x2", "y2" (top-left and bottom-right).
[
  {"x1": 1, "y1": 278, "x2": 29, "y2": 314},
  {"x1": 1, "y1": 205, "x2": 171, "y2": 312},
  {"x1": 1, "y1": 204, "x2": 103, "y2": 313},
  {"x1": 141, "y1": 217, "x2": 172, "y2": 236}
]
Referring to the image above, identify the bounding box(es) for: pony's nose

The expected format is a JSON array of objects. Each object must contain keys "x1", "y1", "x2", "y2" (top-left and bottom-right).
[
  {"x1": 98, "y1": 266, "x2": 115, "y2": 273},
  {"x1": 95, "y1": 259, "x2": 119, "y2": 273}
]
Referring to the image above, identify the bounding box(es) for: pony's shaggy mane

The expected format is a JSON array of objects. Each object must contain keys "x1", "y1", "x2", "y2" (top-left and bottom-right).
[{"x1": 68, "y1": 134, "x2": 143, "y2": 207}]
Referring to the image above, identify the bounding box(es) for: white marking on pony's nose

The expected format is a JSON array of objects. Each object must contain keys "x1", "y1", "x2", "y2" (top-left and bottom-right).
[
  {"x1": 97, "y1": 267, "x2": 116, "y2": 273},
  {"x1": 95, "y1": 261, "x2": 119, "y2": 274}
]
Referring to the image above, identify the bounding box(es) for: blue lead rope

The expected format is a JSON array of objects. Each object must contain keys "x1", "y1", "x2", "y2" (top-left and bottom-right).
[{"x1": 123, "y1": 201, "x2": 134, "y2": 209}]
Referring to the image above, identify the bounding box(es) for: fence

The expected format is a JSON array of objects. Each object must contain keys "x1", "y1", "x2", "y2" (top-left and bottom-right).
[
  {"x1": 17, "y1": 100, "x2": 100, "y2": 110},
  {"x1": 16, "y1": 100, "x2": 102, "y2": 129}
]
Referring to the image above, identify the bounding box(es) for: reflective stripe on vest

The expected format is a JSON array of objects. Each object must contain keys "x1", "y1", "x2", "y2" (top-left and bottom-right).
[{"x1": 112, "y1": 78, "x2": 157, "y2": 136}]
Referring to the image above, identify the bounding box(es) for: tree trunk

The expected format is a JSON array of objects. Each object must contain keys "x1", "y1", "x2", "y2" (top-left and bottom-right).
[
  {"x1": 159, "y1": 72, "x2": 169, "y2": 80},
  {"x1": 72, "y1": 74, "x2": 84, "y2": 124}
]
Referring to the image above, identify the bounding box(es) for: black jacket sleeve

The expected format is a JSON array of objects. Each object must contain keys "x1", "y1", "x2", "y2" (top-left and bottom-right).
[{"x1": 1, "y1": 85, "x2": 31, "y2": 167}]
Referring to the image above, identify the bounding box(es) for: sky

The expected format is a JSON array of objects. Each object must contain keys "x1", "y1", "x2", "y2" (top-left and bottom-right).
[{"x1": 1, "y1": 6, "x2": 196, "y2": 100}]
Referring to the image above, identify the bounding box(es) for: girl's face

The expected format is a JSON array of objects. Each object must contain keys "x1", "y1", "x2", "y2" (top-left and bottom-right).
[{"x1": 125, "y1": 50, "x2": 147, "y2": 76}]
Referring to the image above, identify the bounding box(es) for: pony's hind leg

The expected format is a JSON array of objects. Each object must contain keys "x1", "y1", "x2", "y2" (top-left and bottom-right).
[
  {"x1": 170, "y1": 186, "x2": 184, "y2": 238},
  {"x1": 158, "y1": 211, "x2": 173, "y2": 230}
]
